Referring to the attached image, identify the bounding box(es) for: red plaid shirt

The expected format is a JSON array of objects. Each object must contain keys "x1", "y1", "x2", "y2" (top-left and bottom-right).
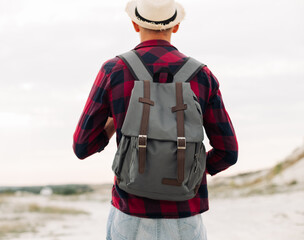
[{"x1": 73, "y1": 40, "x2": 238, "y2": 218}]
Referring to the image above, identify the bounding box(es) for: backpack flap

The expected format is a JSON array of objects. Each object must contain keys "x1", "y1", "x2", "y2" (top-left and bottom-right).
[{"x1": 121, "y1": 81, "x2": 203, "y2": 142}]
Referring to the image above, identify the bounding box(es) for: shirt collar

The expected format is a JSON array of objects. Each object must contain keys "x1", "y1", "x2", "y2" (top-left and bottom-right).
[{"x1": 134, "y1": 40, "x2": 178, "y2": 50}]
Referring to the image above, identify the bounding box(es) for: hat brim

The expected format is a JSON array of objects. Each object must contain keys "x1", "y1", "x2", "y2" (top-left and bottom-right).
[{"x1": 125, "y1": 0, "x2": 185, "y2": 30}]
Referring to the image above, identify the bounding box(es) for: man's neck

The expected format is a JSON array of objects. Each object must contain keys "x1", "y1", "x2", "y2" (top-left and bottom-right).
[{"x1": 139, "y1": 32, "x2": 172, "y2": 43}]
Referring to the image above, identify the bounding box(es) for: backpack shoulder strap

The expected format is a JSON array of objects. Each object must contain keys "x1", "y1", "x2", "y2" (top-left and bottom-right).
[
  {"x1": 174, "y1": 57, "x2": 206, "y2": 82},
  {"x1": 118, "y1": 50, "x2": 153, "y2": 81}
]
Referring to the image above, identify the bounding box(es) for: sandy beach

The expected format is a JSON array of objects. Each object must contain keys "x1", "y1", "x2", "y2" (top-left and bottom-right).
[
  {"x1": 1, "y1": 144, "x2": 304, "y2": 239},
  {"x1": 1, "y1": 189, "x2": 303, "y2": 240}
]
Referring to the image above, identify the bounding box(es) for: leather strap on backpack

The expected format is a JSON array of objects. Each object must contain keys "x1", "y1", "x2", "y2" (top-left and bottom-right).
[
  {"x1": 138, "y1": 80, "x2": 154, "y2": 174},
  {"x1": 162, "y1": 82, "x2": 187, "y2": 186}
]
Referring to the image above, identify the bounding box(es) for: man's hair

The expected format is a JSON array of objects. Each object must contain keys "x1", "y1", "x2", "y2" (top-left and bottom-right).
[{"x1": 142, "y1": 27, "x2": 173, "y2": 34}]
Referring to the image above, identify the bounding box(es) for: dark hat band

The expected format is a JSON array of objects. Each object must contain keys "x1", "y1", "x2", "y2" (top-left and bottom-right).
[{"x1": 135, "y1": 7, "x2": 177, "y2": 25}]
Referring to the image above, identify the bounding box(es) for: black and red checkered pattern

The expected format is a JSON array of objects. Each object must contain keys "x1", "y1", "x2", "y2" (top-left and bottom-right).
[{"x1": 73, "y1": 40, "x2": 238, "y2": 218}]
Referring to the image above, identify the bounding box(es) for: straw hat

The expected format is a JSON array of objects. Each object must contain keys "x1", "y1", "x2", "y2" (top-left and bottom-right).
[{"x1": 125, "y1": 0, "x2": 185, "y2": 30}]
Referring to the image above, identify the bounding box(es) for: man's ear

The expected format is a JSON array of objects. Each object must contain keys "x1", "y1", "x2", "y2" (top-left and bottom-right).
[
  {"x1": 172, "y1": 24, "x2": 179, "y2": 33},
  {"x1": 132, "y1": 21, "x2": 140, "y2": 32}
]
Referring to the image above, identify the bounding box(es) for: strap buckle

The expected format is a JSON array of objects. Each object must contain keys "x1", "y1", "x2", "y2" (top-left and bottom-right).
[
  {"x1": 177, "y1": 137, "x2": 186, "y2": 150},
  {"x1": 138, "y1": 135, "x2": 147, "y2": 148}
]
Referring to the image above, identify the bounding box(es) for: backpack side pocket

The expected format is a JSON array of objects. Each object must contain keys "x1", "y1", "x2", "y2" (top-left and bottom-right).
[
  {"x1": 112, "y1": 136, "x2": 131, "y2": 181},
  {"x1": 187, "y1": 142, "x2": 206, "y2": 192}
]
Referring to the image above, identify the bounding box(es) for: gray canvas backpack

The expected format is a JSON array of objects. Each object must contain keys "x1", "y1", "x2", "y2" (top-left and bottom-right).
[{"x1": 112, "y1": 50, "x2": 206, "y2": 201}]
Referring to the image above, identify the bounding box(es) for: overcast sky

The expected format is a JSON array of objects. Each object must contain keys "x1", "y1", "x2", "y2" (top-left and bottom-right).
[{"x1": 0, "y1": 0, "x2": 303, "y2": 186}]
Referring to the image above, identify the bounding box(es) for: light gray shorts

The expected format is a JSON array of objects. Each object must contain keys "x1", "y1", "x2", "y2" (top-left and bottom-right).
[{"x1": 106, "y1": 205, "x2": 207, "y2": 240}]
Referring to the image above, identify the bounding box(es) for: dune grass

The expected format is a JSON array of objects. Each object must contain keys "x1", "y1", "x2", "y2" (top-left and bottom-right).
[
  {"x1": 0, "y1": 202, "x2": 89, "y2": 238},
  {"x1": 0, "y1": 198, "x2": 5, "y2": 205},
  {"x1": 27, "y1": 203, "x2": 89, "y2": 215},
  {"x1": 0, "y1": 222, "x2": 36, "y2": 238}
]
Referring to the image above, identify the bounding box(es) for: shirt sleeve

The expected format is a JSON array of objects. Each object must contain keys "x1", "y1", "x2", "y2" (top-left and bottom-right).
[
  {"x1": 201, "y1": 68, "x2": 238, "y2": 175},
  {"x1": 73, "y1": 66, "x2": 111, "y2": 159}
]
